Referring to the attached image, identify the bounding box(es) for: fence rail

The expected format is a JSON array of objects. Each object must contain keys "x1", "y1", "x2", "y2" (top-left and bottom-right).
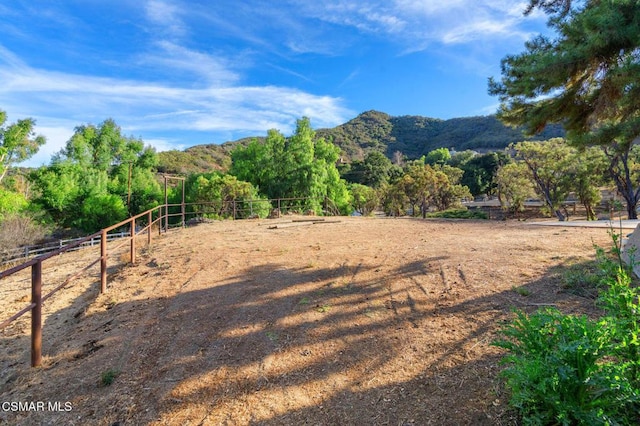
[
  {"x1": 0, "y1": 196, "x2": 337, "y2": 368},
  {"x1": 0, "y1": 205, "x2": 163, "y2": 367},
  {"x1": 1, "y1": 232, "x2": 132, "y2": 266}
]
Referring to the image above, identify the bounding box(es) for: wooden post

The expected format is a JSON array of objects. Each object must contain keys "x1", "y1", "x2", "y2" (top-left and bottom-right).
[
  {"x1": 31, "y1": 261, "x2": 42, "y2": 367},
  {"x1": 100, "y1": 230, "x2": 107, "y2": 293},
  {"x1": 130, "y1": 217, "x2": 136, "y2": 265}
]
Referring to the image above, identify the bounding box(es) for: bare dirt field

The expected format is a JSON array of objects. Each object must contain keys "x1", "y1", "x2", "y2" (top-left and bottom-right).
[{"x1": 0, "y1": 217, "x2": 616, "y2": 425}]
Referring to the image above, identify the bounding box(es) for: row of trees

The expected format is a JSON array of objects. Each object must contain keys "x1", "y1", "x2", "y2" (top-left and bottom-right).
[
  {"x1": 0, "y1": 114, "x2": 637, "y2": 247},
  {"x1": 489, "y1": 0, "x2": 640, "y2": 219}
]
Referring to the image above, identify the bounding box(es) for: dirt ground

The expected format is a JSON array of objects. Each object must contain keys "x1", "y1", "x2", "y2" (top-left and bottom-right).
[{"x1": 0, "y1": 216, "x2": 616, "y2": 425}]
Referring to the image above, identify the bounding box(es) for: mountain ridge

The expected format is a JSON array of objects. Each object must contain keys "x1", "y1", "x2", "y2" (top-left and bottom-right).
[{"x1": 157, "y1": 110, "x2": 564, "y2": 174}]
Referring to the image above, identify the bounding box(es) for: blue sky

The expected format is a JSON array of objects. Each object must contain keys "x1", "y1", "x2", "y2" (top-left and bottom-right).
[{"x1": 0, "y1": 1, "x2": 548, "y2": 167}]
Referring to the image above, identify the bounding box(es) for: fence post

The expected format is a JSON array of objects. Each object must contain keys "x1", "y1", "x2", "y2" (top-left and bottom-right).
[
  {"x1": 101, "y1": 230, "x2": 107, "y2": 293},
  {"x1": 181, "y1": 181, "x2": 186, "y2": 227},
  {"x1": 148, "y1": 210, "x2": 152, "y2": 246},
  {"x1": 130, "y1": 218, "x2": 136, "y2": 265},
  {"x1": 31, "y1": 260, "x2": 42, "y2": 367}
]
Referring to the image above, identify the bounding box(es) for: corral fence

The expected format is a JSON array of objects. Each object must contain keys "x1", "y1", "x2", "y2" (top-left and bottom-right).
[
  {"x1": 0, "y1": 196, "x2": 333, "y2": 367},
  {"x1": 1, "y1": 232, "x2": 131, "y2": 266}
]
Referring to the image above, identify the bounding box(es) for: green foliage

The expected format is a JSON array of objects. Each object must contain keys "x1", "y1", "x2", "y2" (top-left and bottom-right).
[
  {"x1": 30, "y1": 163, "x2": 84, "y2": 226},
  {"x1": 500, "y1": 141, "x2": 611, "y2": 220},
  {"x1": 379, "y1": 163, "x2": 471, "y2": 217},
  {"x1": 231, "y1": 117, "x2": 351, "y2": 215},
  {"x1": 561, "y1": 260, "x2": 603, "y2": 299},
  {"x1": 30, "y1": 119, "x2": 161, "y2": 232},
  {"x1": 489, "y1": 1, "x2": 640, "y2": 219},
  {"x1": 424, "y1": 148, "x2": 451, "y2": 166},
  {"x1": 494, "y1": 236, "x2": 640, "y2": 425},
  {"x1": 77, "y1": 193, "x2": 128, "y2": 231},
  {"x1": 349, "y1": 183, "x2": 379, "y2": 216},
  {"x1": 0, "y1": 110, "x2": 46, "y2": 183},
  {"x1": 0, "y1": 187, "x2": 28, "y2": 219},
  {"x1": 425, "y1": 209, "x2": 488, "y2": 220},
  {"x1": 186, "y1": 172, "x2": 270, "y2": 219},
  {"x1": 494, "y1": 308, "x2": 619, "y2": 425},
  {"x1": 379, "y1": 181, "x2": 406, "y2": 217},
  {"x1": 342, "y1": 150, "x2": 393, "y2": 188},
  {"x1": 100, "y1": 369, "x2": 120, "y2": 387},
  {"x1": 565, "y1": 146, "x2": 608, "y2": 221},
  {"x1": 458, "y1": 151, "x2": 511, "y2": 196},
  {"x1": 511, "y1": 139, "x2": 574, "y2": 221}
]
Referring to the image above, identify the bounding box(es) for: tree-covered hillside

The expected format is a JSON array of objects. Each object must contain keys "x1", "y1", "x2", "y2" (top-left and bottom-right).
[
  {"x1": 157, "y1": 110, "x2": 564, "y2": 174},
  {"x1": 317, "y1": 110, "x2": 565, "y2": 161},
  {"x1": 157, "y1": 138, "x2": 262, "y2": 175}
]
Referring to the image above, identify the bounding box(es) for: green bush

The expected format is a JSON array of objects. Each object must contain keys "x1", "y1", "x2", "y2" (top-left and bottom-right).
[
  {"x1": 494, "y1": 235, "x2": 640, "y2": 425},
  {"x1": 75, "y1": 193, "x2": 128, "y2": 232},
  {"x1": 425, "y1": 208, "x2": 488, "y2": 220}
]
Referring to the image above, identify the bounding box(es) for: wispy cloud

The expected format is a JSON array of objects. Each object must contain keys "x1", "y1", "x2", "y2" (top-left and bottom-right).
[
  {"x1": 1, "y1": 0, "x2": 546, "y2": 167},
  {"x1": 296, "y1": 0, "x2": 537, "y2": 48},
  {"x1": 140, "y1": 41, "x2": 240, "y2": 85},
  {"x1": 145, "y1": 0, "x2": 187, "y2": 38},
  {"x1": 0, "y1": 43, "x2": 352, "y2": 163}
]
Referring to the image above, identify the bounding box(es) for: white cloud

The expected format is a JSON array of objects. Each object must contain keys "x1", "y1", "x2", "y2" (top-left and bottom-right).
[
  {"x1": 143, "y1": 138, "x2": 187, "y2": 153},
  {"x1": 140, "y1": 41, "x2": 240, "y2": 85},
  {"x1": 296, "y1": 0, "x2": 539, "y2": 48},
  {"x1": 145, "y1": 0, "x2": 186, "y2": 38},
  {"x1": 0, "y1": 42, "x2": 352, "y2": 166}
]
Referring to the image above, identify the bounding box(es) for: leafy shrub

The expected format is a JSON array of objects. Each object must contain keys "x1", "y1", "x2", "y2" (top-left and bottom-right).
[
  {"x1": 0, "y1": 188, "x2": 28, "y2": 219},
  {"x1": 425, "y1": 208, "x2": 488, "y2": 220},
  {"x1": 75, "y1": 193, "x2": 128, "y2": 232},
  {"x1": 561, "y1": 260, "x2": 604, "y2": 298},
  {"x1": 494, "y1": 235, "x2": 640, "y2": 425},
  {"x1": 100, "y1": 368, "x2": 120, "y2": 386}
]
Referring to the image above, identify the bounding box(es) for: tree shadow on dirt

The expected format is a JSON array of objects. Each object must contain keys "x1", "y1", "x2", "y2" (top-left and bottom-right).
[{"x1": 0, "y1": 249, "x2": 603, "y2": 425}]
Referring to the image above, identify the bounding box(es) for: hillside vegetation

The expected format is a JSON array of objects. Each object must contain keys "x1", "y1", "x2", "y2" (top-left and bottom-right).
[{"x1": 157, "y1": 111, "x2": 564, "y2": 174}]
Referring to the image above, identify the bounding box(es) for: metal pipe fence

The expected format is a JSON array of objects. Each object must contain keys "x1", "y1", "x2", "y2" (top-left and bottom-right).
[
  {"x1": 1, "y1": 232, "x2": 132, "y2": 266},
  {"x1": 0, "y1": 205, "x2": 163, "y2": 367},
  {"x1": 0, "y1": 196, "x2": 336, "y2": 368}
]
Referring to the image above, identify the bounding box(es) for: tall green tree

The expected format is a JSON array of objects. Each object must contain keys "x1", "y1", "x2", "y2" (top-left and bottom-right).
[
  {"x1": 0, "y1": 110, "x2": 46, "y2": 183},
  {"x1": 489, "y1": 0, "x2": 640, "y2": 218},
  {"x1": 31, "y1": 119, "x2": 161, "y2": 231},
  {"x1": 458, "y1": 152, "x2": 511, "y2": 197},
  {"x1": 349, "y1": 183, "x2": 379, "y2": 216},
  {"x1": 431, "y1": 165, "x2": 472, "y2": 211},
  {"x1": 186, "y1": 172, "x2": 269, "y2": 219},
  {"x1": 496, "y1": 162, "x2": 536, "y2": 214},
  {"x1": 565, "y1": 146, "x2": 609, "y2": 220},
  {"x1": 424, "y1": 148, "x2": 451, "y2": 166},
  {"x1": 231, "y1": 117, "x2": 351, "y2": 214},
  {"x1": 511, "y1": 139, "x2": 574, "y2": 221},
  {"x1": 391, "y1": 163, "x2": 471, "y2": 218},
  {"x1": 342, "y1": 151, "x2": 393, "y2": 188}
]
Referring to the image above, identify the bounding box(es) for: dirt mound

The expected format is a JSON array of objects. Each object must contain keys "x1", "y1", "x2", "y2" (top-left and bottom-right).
[{"x1": 0, "y1": 217, "x2": 612, "y2": 425}]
